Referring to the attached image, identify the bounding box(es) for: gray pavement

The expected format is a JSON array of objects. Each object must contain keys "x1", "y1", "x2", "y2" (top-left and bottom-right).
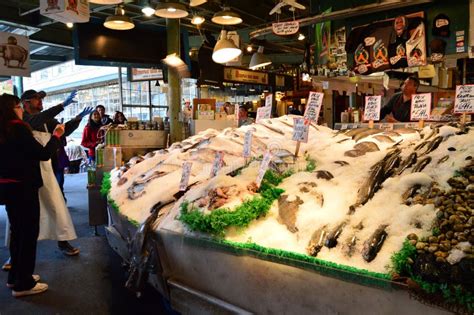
[{"x1": 0, "y1": 173, "x2": 170, "y2": 314}]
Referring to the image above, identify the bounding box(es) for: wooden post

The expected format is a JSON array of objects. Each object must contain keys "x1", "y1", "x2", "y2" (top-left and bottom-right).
[
  {"x1": 461, "y1": 113, "x2": 467, "y2": 126},
  {"x1": 167, "y1": 18, "x2": 183, "y2": 144},
  {"x1": 418, "y1": 119, "x2": 425, "y2": 129},
  {"x1": 368, "y1": 120, "x2": 374, "y2": 129},
  {"x1": 294, "y1": 141, "x2": 301, "y2": 157}
]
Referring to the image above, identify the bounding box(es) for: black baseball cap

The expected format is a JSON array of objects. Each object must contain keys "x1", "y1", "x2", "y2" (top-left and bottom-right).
[
  {"x1": 21, "y1": 89, "x2": 46, "y2": 101},
  {"x1": 432, "y1": 14, "x2": 450, "y2": 37}
]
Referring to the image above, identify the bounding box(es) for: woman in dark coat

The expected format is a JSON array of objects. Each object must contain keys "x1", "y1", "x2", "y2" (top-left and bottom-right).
[{"x1": 0, "y1": 93, "x2": 65, "y2": 297}]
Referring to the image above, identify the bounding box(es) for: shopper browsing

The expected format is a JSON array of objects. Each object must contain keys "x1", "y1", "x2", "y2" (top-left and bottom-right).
[
  {"x1": 81, "y1": 110, "x2": 102, "y2": 163},
  {"x1": 112, "y1": 111, "x2": 127, "y2": 125},
  {"x1": 95, "y1": 104, "x2": 113, "y2": 125},
  {"x1": 0, "y1": 93, "x2": 64, "y2": 297},
  {"x1": 380, "y1": 76, "x2": 419, "y2": 122}
]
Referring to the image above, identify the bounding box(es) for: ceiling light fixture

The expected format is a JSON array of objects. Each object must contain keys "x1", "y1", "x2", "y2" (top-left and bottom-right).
[
  {"x1": 246, "y1": 45, "x2": 253, "y2": 53},
  {"x1": 298, "y1": 33, "x2": 305, "y2": 41},
  {"x1": 89, "y1": 0, "x2": 122, "y2": 4},
  {"x1": 142, "y1": 4, "x2": 155, "y2": 16},
  {"x1": 249, "y1": 46, "x2": 272, "y2": 70},
  {"x1": 191, "y1": 15, "x2": 205, "y2": 25},
  {"x1": 104, "y1": 5, "x2": 135, "y2": 30},
  {"x1": 190, "y1": 0, "x2": 207, "y2": 6},
  {"x1": 155, "y1": 2, "x2": 189, "y2": 19},
  {"x1": 66, "y1": 22, "x2": 74, "y2": 28},
  {"x1": 212, "y1": 7, "x2": 242, "y2": 25},
  {"x1": 212, "y1": 30, "x2": 242, "y2": 64}
]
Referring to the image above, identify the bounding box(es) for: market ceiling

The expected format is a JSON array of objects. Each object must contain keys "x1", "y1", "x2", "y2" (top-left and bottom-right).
[{"x1": 0, "y1": 0, "x2": 433, "y2": 74}]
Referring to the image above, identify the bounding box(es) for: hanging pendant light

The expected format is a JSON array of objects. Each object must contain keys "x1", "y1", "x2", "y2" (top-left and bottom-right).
[
  {"x1": 212, "y1": 30, "x2": 242, "y2": 64},
  {"x1": 249, "y1": 46, "x2": 271, "y2": 70},
  {"x1": 104, "y1": 5, "x2": 135, "y2": 30},
  {"x1": 212, "y1": 7, "x2": 242, "y2": 25},
  {"x1": 191, "y1": 15, "x2": 205, "y2": 25},
  {"x1": 90, "y1": 0, "x2": 122, "y2": 4},
  {"x1": 190, "y1": 0, "x2": 207, "y2": 6},
  {"x1": 154, "y1": 2, "x2": 189, "y2": 19},
  {"x1": 142, "y1": 2, "x2": 155, "y2": 16}
]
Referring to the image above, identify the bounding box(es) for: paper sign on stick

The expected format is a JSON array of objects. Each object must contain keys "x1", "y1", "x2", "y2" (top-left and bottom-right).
[
  {"x1": 410, "y1": 93, "x2": 432, "y2": 120},
  {"x1": 179, "y1": 162, "x2": 193, "y2": 191},
  {"x1": 265, "y1": 94, "x2": 273, "y2": 108},
  {"x1": 364, "y1": 95, "x2": 382, "y2": 121},
  {"x1": 292, "y1": 118, "x2": 310, "y2": 143},
  {"x1": 243, "y1": 131, "x2": 253, "y2": 158},
  {"x1": 210, "y1": 151, "x2": 224, "y2": 178},
  {"x1": 304, "y1": 92, "x2": 324, "y2": 123},
  {"x1": 255, "y1": 151, "x2": 272, "y2": 187},
  {"x1": 256, "y1": 106, "x2": 271, "y2": 123},
  {"x1": 454, "y1": 85, "x2": 474, "y2": 114}
]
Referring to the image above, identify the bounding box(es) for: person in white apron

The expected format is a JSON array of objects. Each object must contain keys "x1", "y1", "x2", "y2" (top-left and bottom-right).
[{"x1": 20, "y1": 89, "x2": 93, "y2": 255}]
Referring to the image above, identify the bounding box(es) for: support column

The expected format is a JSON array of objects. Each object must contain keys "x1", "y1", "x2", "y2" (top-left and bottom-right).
[
  {"x1": 12, "y1": 76, "x2": 23, "y2": 97},
  {"x1": 166, "y1": 18, "x2": 183, "y2": 144}
]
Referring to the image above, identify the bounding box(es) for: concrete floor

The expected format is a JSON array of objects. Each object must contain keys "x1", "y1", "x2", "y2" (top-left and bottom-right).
[{"x1": 0, "y1": 173, "x2": 173, "y2": 314}]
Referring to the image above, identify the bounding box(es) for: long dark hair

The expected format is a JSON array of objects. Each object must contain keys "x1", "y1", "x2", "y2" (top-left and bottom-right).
[
  {"x1": 87, "y1": 110, "x2": 102, "y2": 129},
  {"x1": 0, "y1": 93, "x2": 27, "y2": 143}
]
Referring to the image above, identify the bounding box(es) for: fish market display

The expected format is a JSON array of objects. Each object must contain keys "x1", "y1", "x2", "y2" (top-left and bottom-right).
[{"x1": 108, "y1": 117, "x2": 473, "y2": 281}]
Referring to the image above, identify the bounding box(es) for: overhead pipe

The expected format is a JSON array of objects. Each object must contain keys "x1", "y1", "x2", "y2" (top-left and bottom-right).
[{"x1": 249, "y1": 0, "x2": 433, "y2": 38}]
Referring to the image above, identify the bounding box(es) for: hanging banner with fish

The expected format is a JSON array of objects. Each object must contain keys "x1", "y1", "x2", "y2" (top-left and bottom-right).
[
  {"x1": 210, "y1": 151, "x2": 224, "y2": 178},
  {"x1": 410, "y1": 93, "x2": 432, "y2": 120},
  {"x1": 179, "y1": 162, "x2": 193, "y2": 191},
  {"x1": 256, "y1": 106, "x2": 271, "y2": 123},
  {"x1": 454, "y1": 84, "x2": 474, "y2": 113},
  {"x1": 243, "y1": 130, "x2": 253, "y2": 158},
  {"x1": 265, "y1": 94, "x2": 273, "y2": 108},
  {"x1": 292, "y1": 118, "x2": 310, "y2": 143},
  {"x1": 364, "y1": 95, "x2": 382, "y2": 121},
  {"x1": 304, "y1": 91, "x2": 324, "y2": 123},
  {"x1": 255, "y1": 151, "x2": 272, "y2": 187},
  {"x1": 0, "y1": 31, "x2": 30, "y2": 77}
]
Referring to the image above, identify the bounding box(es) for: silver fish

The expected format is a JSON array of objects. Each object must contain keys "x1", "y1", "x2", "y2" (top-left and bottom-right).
[
  {"x1": 420, "y1": 136, "x2": 443, "y2": 156},
  {"x1": 325, "y1": 221, "x2": 346, "y2": 248},
  {"x1": 437, "y1": 155, "x2": 449, "y2": 164},
  {"x1": 397, "y1": 152, "x2": 417, "y2": 175},
  {"x1": 412, "y1": 156, "x2": 432, "y2": 173},
  {"x1": 362, "y1": 225, "x2": 388, "y2": 262},
  {"x1": 307, "y1": 226, "x2": 328, "y2": 257},
  {"x1": 353, "y1": 129, "x2": 382, "y2": 142}
]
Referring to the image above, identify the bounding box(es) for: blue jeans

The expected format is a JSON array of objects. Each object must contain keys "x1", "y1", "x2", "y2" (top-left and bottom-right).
[{"x1": 55, "y1": 169, "x2": 65, "y2": 199}]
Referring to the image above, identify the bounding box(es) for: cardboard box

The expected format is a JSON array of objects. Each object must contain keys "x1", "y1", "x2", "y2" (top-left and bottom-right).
[{"x1": 40, "y1": 0, "x2": 89, "y2": 23}]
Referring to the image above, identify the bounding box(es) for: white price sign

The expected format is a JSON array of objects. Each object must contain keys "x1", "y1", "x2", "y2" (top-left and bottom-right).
[
  {"x1": 255, "y1": 151, "x2": 272, "y2": 187},
  {"x1": 234, "y1": 104, "x2": 240, "y2": 123},
  {"x1": 292, "y1": 118, "x2": 310, "y2": 143},
  {"x1": 272, "y1": 21, "x2": 299, "y2": 35},
  {"x1": 256, "y1": 106, "x2": 271, "y2": 123},
  {"x1": 454, "y1": 85, "x2": 474, "y2": 114},
  {"x1": 179, "y1": 162, "x2": 193, "y2": 191},
  {"x1": 243, "y1": 130, "x2": 253, "y2": 158},
  {"x1": 410, "y1": 93, "x2": 432, "y2": 120},
  {"x1": 364, "y1": 95, "x2": 381, "y2": 121},
  {"x1": 304, "y1": 91, "x2": 324, "y2": 123},
  {"x1": 210, "y1": 151, "x2": 224, "y2": 178},
  {"x1": 265, "y1": 94, "x2": 273, "y2": 108}
]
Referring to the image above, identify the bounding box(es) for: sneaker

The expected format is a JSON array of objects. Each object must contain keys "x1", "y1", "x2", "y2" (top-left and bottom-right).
[
  {"x1": 58, "y1": 241, "x2": 80, "y2": 256},
  {"x1": 7, "y1": 275, "x2": 40, "y2": 289},
  {"x1": 2, "y1": 258, "x2": 11, "y2": 271},
  {"x1": 12, "y1": 282, "x2": 48, "y2": 297}
]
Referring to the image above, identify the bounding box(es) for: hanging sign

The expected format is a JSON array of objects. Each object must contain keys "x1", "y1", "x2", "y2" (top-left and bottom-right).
[
  {"x1": 256, "y1": 106, "x2": 271, "y2": 123},
  {"x1": 454, "y1": 85, "x2": 474, "y2": 113},
  {"x1": 303, "y1": 91, "x2": 324, "y2": 123},
  {"x1": 272, "y1": 21, "x2": 300, "y2": 36},
  {"x1": 363, "y1": 95, "x2": 382, "y2": 121},
  {"x1": 265, "y1": 94, "x2": 273, "y2": 108},
  {"x1": 224, "y1": 68, "x2": 269, "y2": 85},
  {"x1": 210, "y1": 151, "x2": 224, "y2": 178},
  {"x1": 410, "y1": 93, "x2": 432, "y2": 120},
  {"x1": 292, "y1": 118, "x2": 310, "y2": 143},
  {"x1": 243, "y1": 130, "x2": 253, "y2": 158},
  {"x1": 40, "y1": 0, "x2": 89, "y2": 23},
  {"x1": 179, "y1": 162, "x2": 193, "y2": 191},
  {"x1": 0, "y1": 32, "x2": 30, "y2": 77},
  {"x1": 255, "y1": 151, "x2": 272, "y2": 187}
]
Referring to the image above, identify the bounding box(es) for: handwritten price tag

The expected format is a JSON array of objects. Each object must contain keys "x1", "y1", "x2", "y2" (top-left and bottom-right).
[
  {"x1": 292, "y1": 118, "x2": 310, "y2": 143},
  {"x1": 410, "y1": 93, "x2": 432, "y2": 120},
  {"x1": 454, "y1": 85, "x2": 474, "y2": 114},
  {"x1": 265, "y1": 94, "x2": 273, "y2": 108},
  {"x1": 255, "y1": 151, "x2": 272, "y2": 187},
  {"x1": 179, "y1": 162, "x2": 193, "y2": 191},
  {"x1": 341, "y1": 124, "x2": 348, "y2": 130},
  {"x1": 234, "y1": 104, "x2": 240, "y2": 123},
  {"x1": 256, "y1": 106, "x2": 271, "y2": 123},
  {"x1": 364, "y1": 95, "x2": 381, "y2": 121},
  {"x1": 243, "y1": 130, "x2": 253, "y2": 158},
  {"x1": 210, "y1": 151, "x2": 224, "y2": 178},
  {"x1": 272, "y1": 21, "x2": 299, "y2": 35},
  {"x1": 304, "y1": 91, "x2": 324, "y2": 123}
]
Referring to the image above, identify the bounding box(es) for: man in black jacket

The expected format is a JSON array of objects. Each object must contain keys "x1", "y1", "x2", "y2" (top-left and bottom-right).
[
  {"x1": 21, "y1": 89, "x2": 92, "y2": 256},
  {"x1": 380, "y1": 76, "x2": 419, "y2": 122}
]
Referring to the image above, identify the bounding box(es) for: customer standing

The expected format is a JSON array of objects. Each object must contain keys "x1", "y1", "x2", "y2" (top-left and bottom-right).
[
  {"x1": 22, "y1": 89, "x2": 91, "y2": 256},
  {"x1": 380, "y1": 76, "x2": 419, "y2": 122},
  {"x1": 0, "y1": 93, "x2": 64, "y2": 297},
  {"x1": 81, "y1": 110, "x2": 102, "y2": 163},
  {"x1": 96, "y1": 104, "x2": 113, "y2": 125}
]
